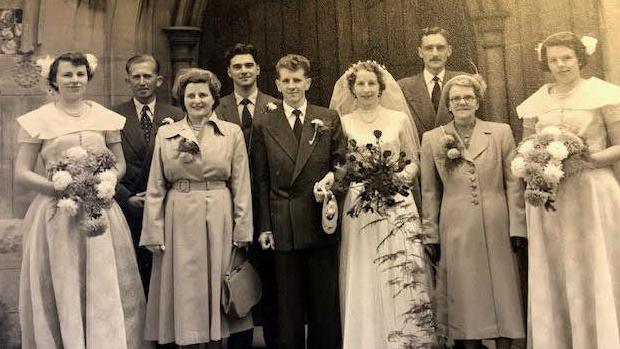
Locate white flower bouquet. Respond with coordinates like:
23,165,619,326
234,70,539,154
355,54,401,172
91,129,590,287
48,146,117,236
511,126,591,211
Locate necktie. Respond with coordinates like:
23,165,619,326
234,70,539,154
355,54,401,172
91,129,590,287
431,76,441,113
240,98,253,149
140,105,153,146
292,109,303,142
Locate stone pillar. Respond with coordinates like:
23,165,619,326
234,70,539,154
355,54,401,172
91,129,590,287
471,14,509,124
162,26,202,82
598,0,620,85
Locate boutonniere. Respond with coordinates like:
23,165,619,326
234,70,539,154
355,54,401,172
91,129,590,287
309,119,328,145
161,117,175,126
264,102,278,113
439,126,464,172
177,137,200,163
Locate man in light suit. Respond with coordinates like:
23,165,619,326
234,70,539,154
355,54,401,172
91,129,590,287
252,54,346,349
113,54,184,296
399,26,463,141
215,43,279,349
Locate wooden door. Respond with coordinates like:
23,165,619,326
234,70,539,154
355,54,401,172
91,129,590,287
200,0,478,107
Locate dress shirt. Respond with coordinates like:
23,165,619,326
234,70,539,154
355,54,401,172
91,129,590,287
234,89,258,121
283,100,308,129
133,98,156,122
423,69,446,97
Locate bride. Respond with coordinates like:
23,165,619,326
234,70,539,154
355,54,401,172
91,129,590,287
330,61,435,349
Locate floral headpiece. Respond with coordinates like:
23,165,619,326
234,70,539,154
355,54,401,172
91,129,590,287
535,34,598,62
344,60,388,79
35,53,99,78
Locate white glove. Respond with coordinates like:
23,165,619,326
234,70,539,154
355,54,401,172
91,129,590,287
258,231,275,250
314,171,335,202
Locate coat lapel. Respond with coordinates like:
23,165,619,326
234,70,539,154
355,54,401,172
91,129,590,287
291,108,319,185
264,108,298,161
464,120,489,160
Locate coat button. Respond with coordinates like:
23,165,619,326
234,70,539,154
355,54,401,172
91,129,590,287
469,183,477,189
468,168,475,174
471,192,478,198
471,199,479,205
470,177,476,182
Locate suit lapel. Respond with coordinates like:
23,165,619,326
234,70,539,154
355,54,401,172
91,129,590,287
408,75,436,133
219,95,241,125
121,101,147,156
264,108,298,161
291,107,319,185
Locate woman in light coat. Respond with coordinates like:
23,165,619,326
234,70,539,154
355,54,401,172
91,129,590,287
420,74,525,349
140,68,253,348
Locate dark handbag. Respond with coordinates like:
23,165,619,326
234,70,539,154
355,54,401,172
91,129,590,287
222,247,262,318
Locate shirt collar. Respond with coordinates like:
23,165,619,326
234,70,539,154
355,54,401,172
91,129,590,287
283,99,308,118
234,89,258,106
133,97,157,117
423,69,446,85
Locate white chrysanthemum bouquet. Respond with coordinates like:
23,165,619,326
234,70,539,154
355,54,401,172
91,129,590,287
511,126,591,211
48,146,117,236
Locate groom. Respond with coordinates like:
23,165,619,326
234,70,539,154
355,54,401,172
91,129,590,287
252,54,346,349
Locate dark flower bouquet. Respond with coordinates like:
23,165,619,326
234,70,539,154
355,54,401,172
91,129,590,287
47,146,117,236
177,137,200,163
334,130,412,217
511,125,592,211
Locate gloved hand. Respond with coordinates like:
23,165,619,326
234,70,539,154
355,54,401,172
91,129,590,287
510,236,528,253
425,243,441,264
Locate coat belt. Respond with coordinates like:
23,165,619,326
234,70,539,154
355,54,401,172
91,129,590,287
172,179,227,193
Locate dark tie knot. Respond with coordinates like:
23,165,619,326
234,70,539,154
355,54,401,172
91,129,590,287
432,76,440,83
240,98,251,106
292,109,302,118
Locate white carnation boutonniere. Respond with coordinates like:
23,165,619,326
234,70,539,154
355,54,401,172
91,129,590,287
265,102,278,112
161,117,175,126
309,119,327,145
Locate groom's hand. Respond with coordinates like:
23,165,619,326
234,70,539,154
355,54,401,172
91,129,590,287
258,231,275,250
317,171,335,190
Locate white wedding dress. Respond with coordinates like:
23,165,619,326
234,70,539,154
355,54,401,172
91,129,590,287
339,106,435,349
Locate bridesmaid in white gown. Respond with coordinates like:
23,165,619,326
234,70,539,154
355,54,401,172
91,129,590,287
330,61,435,349
16,52,149,348
517,32,620,349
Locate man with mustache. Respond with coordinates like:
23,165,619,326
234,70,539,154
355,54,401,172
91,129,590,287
398,26,463,142
113,54,184,298
215,43,279,349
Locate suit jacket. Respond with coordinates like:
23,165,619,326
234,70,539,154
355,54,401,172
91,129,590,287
252,104,347,251
113,100,184,207
215,90,279,153
398,70,463,141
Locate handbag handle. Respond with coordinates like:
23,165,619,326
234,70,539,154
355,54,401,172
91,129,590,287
226,246,245,275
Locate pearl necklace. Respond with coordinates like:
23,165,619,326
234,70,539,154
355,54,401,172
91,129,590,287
56,102,87,117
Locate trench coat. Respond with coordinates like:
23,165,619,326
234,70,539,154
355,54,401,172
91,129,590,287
420,119,526,340
140,115,253,345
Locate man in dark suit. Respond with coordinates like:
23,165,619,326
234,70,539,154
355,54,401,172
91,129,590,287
398,26,463,141
113,54,184,295
252,54,346,349
215,43,279,349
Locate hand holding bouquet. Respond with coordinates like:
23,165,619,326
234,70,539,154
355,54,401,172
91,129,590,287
511,126,592,211
48,146,117,236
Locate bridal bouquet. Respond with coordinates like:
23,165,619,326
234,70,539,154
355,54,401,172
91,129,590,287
511,126,591,211
48,146,117,236
334,130,412,217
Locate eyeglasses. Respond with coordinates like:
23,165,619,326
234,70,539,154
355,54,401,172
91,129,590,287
449,95,477,104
